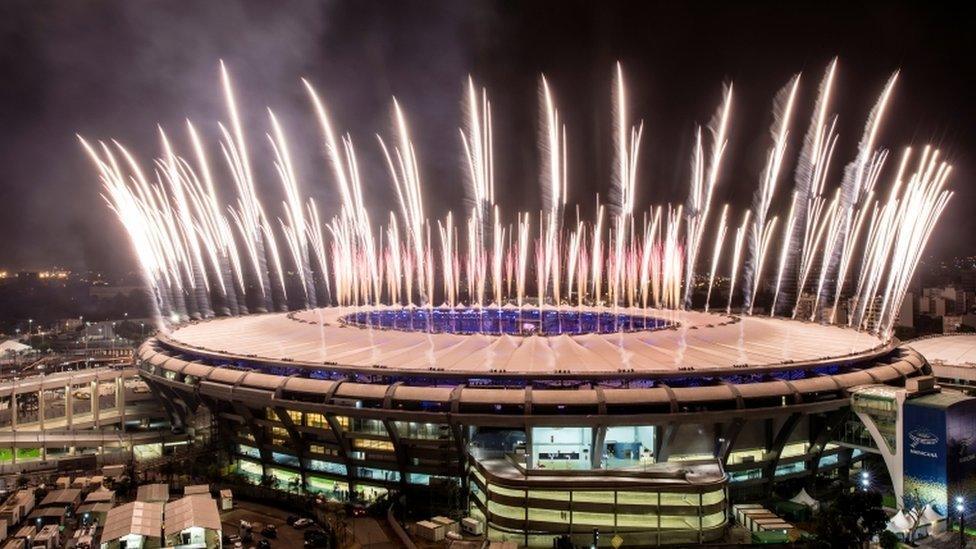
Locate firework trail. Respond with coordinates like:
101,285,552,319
268,110,317,309
539,76,568,308
746,74,801,314
85,61,954,343
815,72,898,315
684,85,732,308
771,194,798,316
219,61,276,313
782,59,838,317
704,204,729,312
378,100,427,306
728,210,752,314
610,63,644,309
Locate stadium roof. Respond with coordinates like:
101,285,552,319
910,334,976,366
160,306,887,376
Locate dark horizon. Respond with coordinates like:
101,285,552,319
0,0,972,276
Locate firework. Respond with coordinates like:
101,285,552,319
86,61,953,342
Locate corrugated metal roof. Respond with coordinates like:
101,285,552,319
164,495,222,536
102,501,163,542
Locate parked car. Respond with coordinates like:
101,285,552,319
303,530,330,548
286,515,299,526
293,518,314,529
257,540,272,549
261,525,278,538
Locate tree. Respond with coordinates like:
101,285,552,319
815,490,888,547
879,530,899,549
902,488,934,542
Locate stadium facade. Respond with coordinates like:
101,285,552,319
136,306,936,546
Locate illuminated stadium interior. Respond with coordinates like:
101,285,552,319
339,307,673,336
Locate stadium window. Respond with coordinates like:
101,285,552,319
306,413,329,430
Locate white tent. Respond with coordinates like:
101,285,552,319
886,510,913,535
0,339,32,356
921,504,944,525
789,488,820,510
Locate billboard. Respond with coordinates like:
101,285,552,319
903,393,976,514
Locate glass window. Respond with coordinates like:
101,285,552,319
268,426,289,446
702,509,727,528
571,511,614,527
309,444,339,457
528,507,565,523
818,454,839,468
728,448,764,464
394,421,450,440
356,467,400,482
236,459,263,483
730,468,762,482
701,489,725,506
531,427,592,470
308,459,347,476
617,511,658,528
353,439,394,452
781,442,809,458
306,475,349,498
616,491,657,505
572,491,615,504
272,452,300,467
269,467,301,492
526,490,569,502
775,461,806,476
487,500,524,521
306,413,329,430
659,492,701,506
490,485,526,499
308,459,346,476
237,444,260,459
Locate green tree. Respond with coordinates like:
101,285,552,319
879,530,899,549
815,490,888,548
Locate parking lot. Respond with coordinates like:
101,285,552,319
220,500,312,548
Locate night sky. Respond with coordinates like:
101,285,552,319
0,1,972,276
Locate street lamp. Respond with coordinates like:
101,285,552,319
860,471,870,491
956,496,965,548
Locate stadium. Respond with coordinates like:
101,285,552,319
82,59,966,545
136,305,932,546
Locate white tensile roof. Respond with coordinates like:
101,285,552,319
789,488,819,509
163,306,886,375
